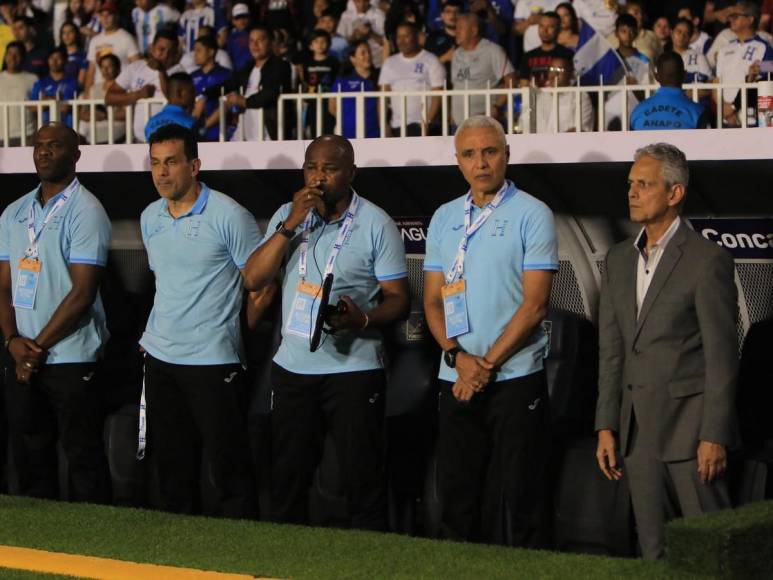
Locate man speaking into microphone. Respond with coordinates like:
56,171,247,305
244,134,409,530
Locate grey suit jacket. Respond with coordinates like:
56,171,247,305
595,220,740,462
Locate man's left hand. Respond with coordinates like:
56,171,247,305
452,379,476,402
327,295,367,331
697,440,727,484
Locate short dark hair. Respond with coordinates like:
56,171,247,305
319,8,338,20
308,29,331,45
443,0,463,9
98,52,121,72
148,123,198,160
168,71,194,89
541,11,560,24
616,13,638,31
194,34,218,52
396,20,419,35
250,24,273,38
673,16,694,36
3,40,26,70
48,46,67,59
198,24,215,37
153,27,178,45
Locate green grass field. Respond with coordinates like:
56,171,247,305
0,495,710,580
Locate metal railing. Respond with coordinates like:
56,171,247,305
0,80,766,147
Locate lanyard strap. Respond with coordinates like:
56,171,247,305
298,191,360,280
26,178,79,259
446,181,513,284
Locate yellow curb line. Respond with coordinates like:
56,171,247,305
0,545,269,579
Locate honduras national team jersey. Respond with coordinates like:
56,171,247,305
680,48,713,83
30,75,79,126
132,4,180,55
179,6,215,54
0,181,111,364
424,181,558,383
140,184,262,365
265,195,407,375
331,73,379,138
192,64,232,141
717,35,773,103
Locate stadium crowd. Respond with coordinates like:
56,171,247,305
0,0,772,142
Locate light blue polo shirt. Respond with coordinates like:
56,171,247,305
266,195,408,375
139,183,262,365
0,180,111,364
424,180,558,383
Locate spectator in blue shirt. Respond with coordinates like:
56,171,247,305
144,72,197,141
59,22,88,90
329,39,379,138
31,48,79,127
225,2,252,71
630,51,709,131
191,35,232,141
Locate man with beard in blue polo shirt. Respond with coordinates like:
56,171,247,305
139,123,267,518
243,134,410,530
0,123,111,503
423,115,558,546
630,52,709,131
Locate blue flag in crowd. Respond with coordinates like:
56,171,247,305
574,18,626,87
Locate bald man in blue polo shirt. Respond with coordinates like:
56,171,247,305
139,124,267,518
0,123,111,503
244,135,410,530
424,115,558,546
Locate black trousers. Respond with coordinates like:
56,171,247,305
4,361,110,503
270,362,386,530
437,370,551,546
143,355,257,518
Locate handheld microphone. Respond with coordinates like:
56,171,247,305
310,273,334,352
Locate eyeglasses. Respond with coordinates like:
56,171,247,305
728,12,751,19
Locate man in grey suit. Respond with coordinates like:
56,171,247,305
595,143,739,560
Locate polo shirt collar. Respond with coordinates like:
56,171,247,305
311,188,356,226
161,182,210,219
34,176,80,210
469,180,517,214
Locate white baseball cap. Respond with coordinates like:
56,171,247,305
232,3,250,18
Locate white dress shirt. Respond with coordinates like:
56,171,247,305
634,216,681,315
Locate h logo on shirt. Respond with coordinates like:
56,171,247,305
491,219,508,237
743,46,757,61
688,54,698,66
414,62,425,74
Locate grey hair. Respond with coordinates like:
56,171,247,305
455,115,506,148
633,142,689,189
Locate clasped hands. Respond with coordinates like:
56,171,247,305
9,336,44,384
452,352,494,402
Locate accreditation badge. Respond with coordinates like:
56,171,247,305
286,280,323,339
441,279,469,339
13,258,41,310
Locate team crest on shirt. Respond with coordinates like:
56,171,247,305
491,219,508,237
185,219,201,238
414,63,425,74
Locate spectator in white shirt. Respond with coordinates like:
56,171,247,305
715,1,773,126
338,0,386,68
85,0,140,93
105,28,182,142
519,55,594,133
378,21,445,136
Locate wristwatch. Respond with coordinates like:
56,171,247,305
275,220,295,240
443,346,463,368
